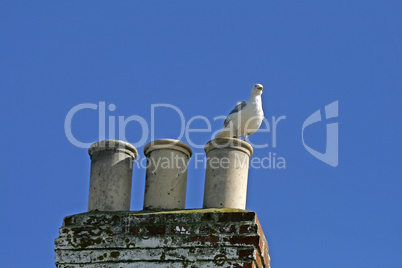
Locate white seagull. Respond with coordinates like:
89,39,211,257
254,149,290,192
216,84,265,141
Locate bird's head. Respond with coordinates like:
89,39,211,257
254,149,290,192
251,83,263,95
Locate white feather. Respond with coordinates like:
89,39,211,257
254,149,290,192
216,84,264,140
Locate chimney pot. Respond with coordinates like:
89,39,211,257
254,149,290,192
88,140,138,211
143,139,192,210
203,138,253,210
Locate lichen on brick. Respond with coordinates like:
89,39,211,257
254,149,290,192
55,208,270,267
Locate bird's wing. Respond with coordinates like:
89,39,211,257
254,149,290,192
223,117,231,128
229,101,247,115
223,101,247,128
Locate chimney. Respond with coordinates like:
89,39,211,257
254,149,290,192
55,139,271,268
143,139,192,210
203,138,253,210
88,140,138,211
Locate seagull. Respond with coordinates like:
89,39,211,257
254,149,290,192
216,84,265,142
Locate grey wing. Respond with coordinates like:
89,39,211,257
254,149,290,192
223,117,231,128
228,101,247,115
223,101,247,128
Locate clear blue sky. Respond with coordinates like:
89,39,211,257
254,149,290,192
1,1,401,267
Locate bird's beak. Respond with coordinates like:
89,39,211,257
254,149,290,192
258,86,263,91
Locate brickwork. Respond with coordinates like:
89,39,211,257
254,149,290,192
55,208,270,268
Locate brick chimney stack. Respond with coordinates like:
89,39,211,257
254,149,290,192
54,139,271,267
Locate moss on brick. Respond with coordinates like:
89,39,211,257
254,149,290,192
55,208,270,267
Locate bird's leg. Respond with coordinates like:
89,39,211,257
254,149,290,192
234,128,239,139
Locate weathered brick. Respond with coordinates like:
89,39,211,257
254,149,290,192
63,216,75,226
55,209,271,268
169,224,190,235
198,223,215,235
184,235,220,244
215,211,255,223
258,236,264,255
239,224,258,234
263,246,271,268
218,224,237,234
128,226,141,235
233,261,255,268
227,235,260,246
127,214,156,225
238,248,254,259
200,212,217,221
256,216,266,242
57,260,258,268
230,211,255,222
144,225,166,235
254,251,264,268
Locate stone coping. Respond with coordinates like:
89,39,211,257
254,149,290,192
88,140,138,160
144,138,192,158
205,138,253,157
